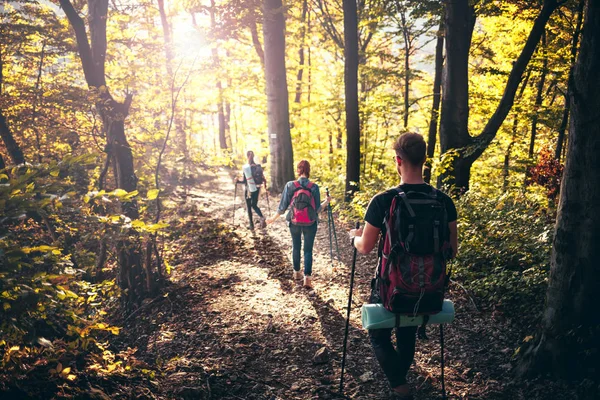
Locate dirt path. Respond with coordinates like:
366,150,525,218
113,168,575,400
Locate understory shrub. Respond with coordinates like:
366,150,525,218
453,190,554,319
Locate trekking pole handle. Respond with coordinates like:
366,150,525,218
326,187,330,196
352,222,359,245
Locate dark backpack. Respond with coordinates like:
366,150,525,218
251,164,265,185
290,181,317,226
376,187,451,315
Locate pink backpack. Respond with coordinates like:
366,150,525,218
290,181,318,226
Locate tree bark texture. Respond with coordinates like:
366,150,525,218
437,0,475,189
343,0,360,201
424,17,444,184
0,113,25,165
263,0,294,192
519,0,600,379
439,0,559,190
555,0,585,161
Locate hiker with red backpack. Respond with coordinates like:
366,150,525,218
266,160,331,288
349,133,458,399
235,151,267,230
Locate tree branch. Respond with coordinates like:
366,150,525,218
469,0,561,161
58,0,101,87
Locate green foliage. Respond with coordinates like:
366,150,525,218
453,190,554,318
0,158,129,387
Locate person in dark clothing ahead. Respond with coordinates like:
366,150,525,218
349,133,458,399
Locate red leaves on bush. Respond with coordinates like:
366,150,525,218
526,147,564,202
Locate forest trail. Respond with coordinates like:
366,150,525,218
113,168,567,400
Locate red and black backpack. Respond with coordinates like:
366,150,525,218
290,181,318,226
376,187,452,315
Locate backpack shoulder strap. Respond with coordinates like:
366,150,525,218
292,181,302,189
305,181,314,189
397,190,416,217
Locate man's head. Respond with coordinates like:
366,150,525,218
393,133,426,167
247,150,255,163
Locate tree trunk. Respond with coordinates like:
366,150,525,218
437,0,475,189
60,0,145,303
0,51,25,166
263,0,294,192
157,0,173,77
424,17,444,184
32,41,46,163
295,0,308,104
400,6,410,129
519,0,600,379
343,0,360,201
529,31,548,158
249,7,265,67
158,0,188,167
210,1,229,150
555,0,584,161
439,0,560,190
0,113,25,165
503,116,518,189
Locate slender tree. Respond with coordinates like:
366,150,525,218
58,0,146,302
424,16,444,184
529,31,548,158
0,51,26,165
343,0,360,200
263,0,294,191
519,0,600,379
0,114,25,166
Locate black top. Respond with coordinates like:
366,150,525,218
364,183,457,230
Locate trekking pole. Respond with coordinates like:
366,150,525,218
440,324,447,400
265,186,271,213
232,183,237,225
327,188,341,263
326,187,334,264
331,207,341,262
339,222,360,394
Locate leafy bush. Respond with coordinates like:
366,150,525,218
453,190,554,318
0,157,126,391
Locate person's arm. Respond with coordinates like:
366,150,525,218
266,183,290,225
449,220,458,258
320,196,331,211
234,170,247,185
350,221,381,254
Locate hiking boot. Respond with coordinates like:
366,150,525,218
303,275,313,288
391,384,413,400
293,270,302,280
259,217,267,229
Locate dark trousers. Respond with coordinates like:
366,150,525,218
369,326,418,387
245,189,263,227
289,223,317,276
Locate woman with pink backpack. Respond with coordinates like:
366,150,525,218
266,160,331,288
